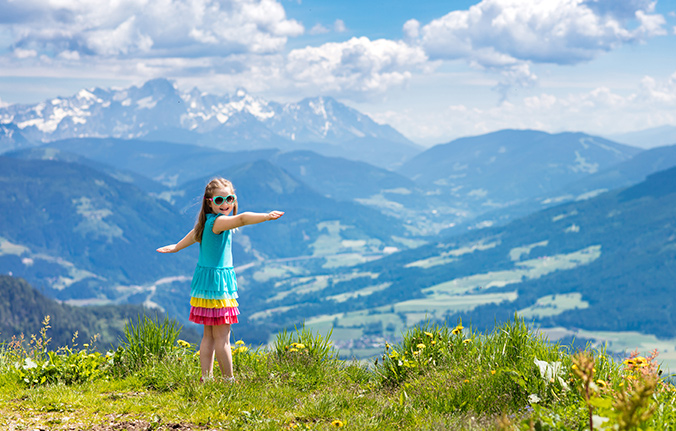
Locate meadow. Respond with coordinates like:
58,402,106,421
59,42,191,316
1,315,674,430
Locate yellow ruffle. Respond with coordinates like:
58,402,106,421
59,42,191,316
190,297,239,309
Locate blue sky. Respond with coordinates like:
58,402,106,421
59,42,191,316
0,0,675,145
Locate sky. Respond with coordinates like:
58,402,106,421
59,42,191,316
0,0,675,146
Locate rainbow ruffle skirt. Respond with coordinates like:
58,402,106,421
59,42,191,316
189,265,239,325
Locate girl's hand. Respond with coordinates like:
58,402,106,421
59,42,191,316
267,211,284,221
156,244,178,253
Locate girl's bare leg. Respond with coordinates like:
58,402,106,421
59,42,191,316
200,325,216,379
212,324,233,379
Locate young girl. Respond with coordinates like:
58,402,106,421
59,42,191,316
157,178,283,382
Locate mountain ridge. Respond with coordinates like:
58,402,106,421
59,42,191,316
0,78,419,168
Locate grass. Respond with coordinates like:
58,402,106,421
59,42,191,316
1,315,674,430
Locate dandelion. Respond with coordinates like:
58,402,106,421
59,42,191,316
463,339,472,344
452,325,463,335
491,370,496,375
235,340,245,345
464,379,469,383
177,339,191,348
596,380,607,388
296,343,306,349
331,419,344,427
424,331,434,338
385,343,390,350
416,343,426,349
431,340,437,345
289,348,298,353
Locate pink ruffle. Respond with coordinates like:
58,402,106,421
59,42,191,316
189,313,239,325
190,306,240,318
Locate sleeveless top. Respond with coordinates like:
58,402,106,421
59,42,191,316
188,213,239,325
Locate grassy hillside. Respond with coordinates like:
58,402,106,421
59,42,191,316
0,316,673,430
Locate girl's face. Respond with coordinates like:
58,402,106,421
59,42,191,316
208,186,236,216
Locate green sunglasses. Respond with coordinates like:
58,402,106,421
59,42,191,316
207,194,236,205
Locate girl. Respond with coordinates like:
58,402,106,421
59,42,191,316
157,178,283,382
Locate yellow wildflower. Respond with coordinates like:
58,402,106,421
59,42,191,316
416,343,426,349
385,343,390,350
596,380,607,388
491,370,496,375
464,379,469,383
296,343,306,349
424,331,434,338
331,419,344,427
431,340,437,345
452,325,463,335
235,340,245,345
177,339,191,348
289,348,298,353
463,339,472,344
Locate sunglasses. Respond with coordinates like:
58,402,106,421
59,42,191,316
207,194,237,205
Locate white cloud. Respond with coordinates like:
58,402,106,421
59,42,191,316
368,72,676,144
13,48,37,58
1,0,303,58
309,23,330,35
285,37,428,96
410,0,666,96
403,19,420,41
418,0,664,64
334,19,347,33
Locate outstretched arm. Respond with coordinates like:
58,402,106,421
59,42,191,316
156,229,197,253
213,211,284,233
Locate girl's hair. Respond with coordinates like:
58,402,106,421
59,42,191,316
193,178,238,242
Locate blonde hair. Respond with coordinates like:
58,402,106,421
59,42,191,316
193,178,238,242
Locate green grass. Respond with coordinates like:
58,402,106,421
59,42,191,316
1,316,674,430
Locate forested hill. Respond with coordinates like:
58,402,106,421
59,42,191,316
0,276,199,350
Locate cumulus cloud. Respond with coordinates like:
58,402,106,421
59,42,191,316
285,36,428,96
411,0,666,96
1,0,303,59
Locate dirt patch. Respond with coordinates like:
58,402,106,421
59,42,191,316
87,420,205,430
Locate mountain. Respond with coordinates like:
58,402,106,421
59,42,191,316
27,137,278,188
0,275,200,349
605,125,676,149
441,143,676,236
0,79,420,168
242,164,676,352
5,146,166,194
23,138,440,233
397,129,642,221
0,123,33,153
0,156,196,301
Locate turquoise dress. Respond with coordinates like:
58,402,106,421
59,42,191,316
189,213,239,325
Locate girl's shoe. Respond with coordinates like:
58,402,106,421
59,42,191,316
224,376,236,384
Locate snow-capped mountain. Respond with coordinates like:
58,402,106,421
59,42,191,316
0,79,420,167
